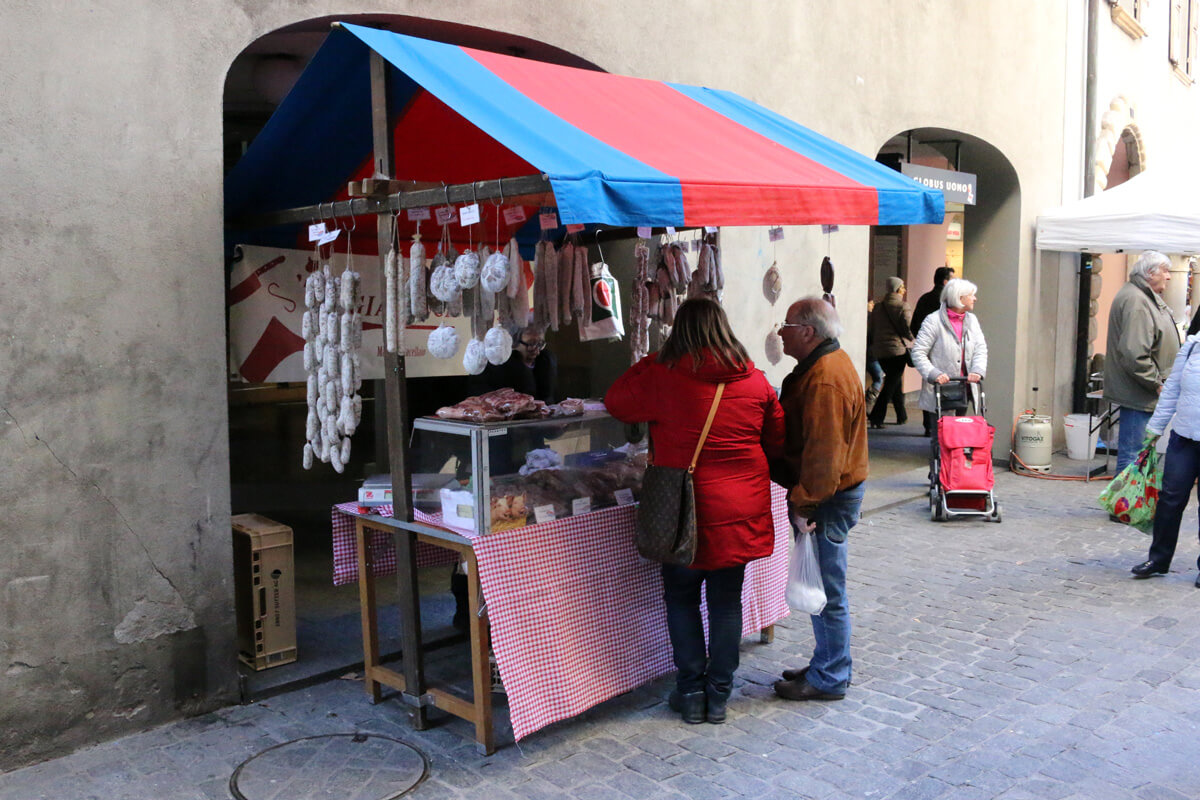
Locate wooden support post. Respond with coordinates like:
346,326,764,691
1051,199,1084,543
354,520,383,703
370,49,427,730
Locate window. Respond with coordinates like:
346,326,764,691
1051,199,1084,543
1170,0,1200,80
1110,0,1147,38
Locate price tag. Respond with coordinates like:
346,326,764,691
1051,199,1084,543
539,211,559,230
503,205,527,225
317,229,341,246
665,226,677,236
435,206,456,225
533,504,556,524
571,497,592,516
636,226,652,238
704,226,719,234
821,224,840,234
768,226,785,242
459,203,481,226
565,223,585,234
614,488,635,506
407,207,431,221
308,222,327,242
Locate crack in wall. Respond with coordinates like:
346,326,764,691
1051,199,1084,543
2,405,185,600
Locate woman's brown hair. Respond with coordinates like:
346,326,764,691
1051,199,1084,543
657,298,750,370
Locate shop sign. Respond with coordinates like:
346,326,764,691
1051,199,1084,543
900,163,977,205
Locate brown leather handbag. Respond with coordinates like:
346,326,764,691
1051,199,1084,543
635,384,725,565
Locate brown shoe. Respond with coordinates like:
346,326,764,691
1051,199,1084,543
774,677,845,701
780,666,808,682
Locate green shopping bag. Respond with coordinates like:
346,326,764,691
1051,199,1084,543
1098,441,1162,533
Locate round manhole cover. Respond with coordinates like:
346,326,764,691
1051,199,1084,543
230,733,428,800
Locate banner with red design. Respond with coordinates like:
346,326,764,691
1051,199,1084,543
228,244,471,383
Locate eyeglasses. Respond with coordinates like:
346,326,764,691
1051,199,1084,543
779,322,810,330
518,339,546,352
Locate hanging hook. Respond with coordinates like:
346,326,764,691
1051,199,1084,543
595,227,606,264
497,178,505,206
471,180,479,207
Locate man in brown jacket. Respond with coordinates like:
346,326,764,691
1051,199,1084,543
772,297,868,701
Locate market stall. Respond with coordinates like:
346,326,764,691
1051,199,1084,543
224,22,944,753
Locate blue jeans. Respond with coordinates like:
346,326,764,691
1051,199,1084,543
661,563,746,700
801,481,865,694
1148,431,1200,571
1117,407,1153,474
866,359,883,392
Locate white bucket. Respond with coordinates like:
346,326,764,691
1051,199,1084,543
1063,413,1099,460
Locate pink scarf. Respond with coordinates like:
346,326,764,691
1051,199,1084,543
947,308,966,341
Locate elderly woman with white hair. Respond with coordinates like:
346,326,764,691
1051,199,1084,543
1103,250,1180,476
911,278,988,455
867,276,914,429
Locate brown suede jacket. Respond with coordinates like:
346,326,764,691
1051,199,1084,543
772,346,869,518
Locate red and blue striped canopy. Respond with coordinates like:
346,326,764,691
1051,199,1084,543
226,24,943,233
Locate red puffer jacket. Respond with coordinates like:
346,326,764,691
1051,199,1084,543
605,350,786,570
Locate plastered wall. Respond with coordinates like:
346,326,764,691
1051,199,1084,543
0,0,1077,767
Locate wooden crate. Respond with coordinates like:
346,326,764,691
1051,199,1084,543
232,514,297,670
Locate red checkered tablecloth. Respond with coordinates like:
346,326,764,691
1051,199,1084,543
332,504,459,584
331,485,791,741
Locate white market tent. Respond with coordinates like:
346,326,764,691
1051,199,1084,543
1035,164,1200,254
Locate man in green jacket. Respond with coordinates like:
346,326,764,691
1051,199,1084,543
1103,251,1180,475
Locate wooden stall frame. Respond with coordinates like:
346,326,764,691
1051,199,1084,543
352,511,494,754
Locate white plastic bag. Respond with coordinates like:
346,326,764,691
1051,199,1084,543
786,529,827,615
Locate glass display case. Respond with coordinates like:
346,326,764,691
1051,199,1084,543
410,410,646,535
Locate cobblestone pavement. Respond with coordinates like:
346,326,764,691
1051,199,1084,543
4,468,1200,800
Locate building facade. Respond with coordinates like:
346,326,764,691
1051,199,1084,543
3,0,1194,769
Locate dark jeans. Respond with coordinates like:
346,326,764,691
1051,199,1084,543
1148,431,1200,570
870,354,908,425
661,563,746,700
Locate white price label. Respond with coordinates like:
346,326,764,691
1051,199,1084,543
565,223,585,234
571,497,592,516
533,504,556,524
821,224,839,234
636,226,652,238
768,226,784,242
317,229,341,246
539,211,559,231
665,226,677,236
503,206,527,225
435,206,455,225
308,223,327,242
459,203,481,226
407,206,431,221
704,226,719,234
614,488,635,506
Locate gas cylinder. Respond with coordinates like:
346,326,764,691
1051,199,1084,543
1014,414,1052,472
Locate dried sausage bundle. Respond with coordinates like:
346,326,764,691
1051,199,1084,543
630,239,651,363
408,235,428,321
558,242,575,324
303,260,363,472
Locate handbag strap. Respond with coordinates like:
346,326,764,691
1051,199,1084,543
688,383,726,474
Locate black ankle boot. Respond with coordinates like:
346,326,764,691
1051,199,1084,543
450,572,469,631
668,690,706,724
705,689,729,724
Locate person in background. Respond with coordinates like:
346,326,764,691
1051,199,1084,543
867,276,913,429
1131,331,1200,585
865,299,882,407
605,299,785,725
1103,251,1180,478
911,278,988,466
770,297,868,702
468,322,557,404
911,266,955,435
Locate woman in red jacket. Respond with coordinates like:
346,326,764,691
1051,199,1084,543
606,299,785,725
